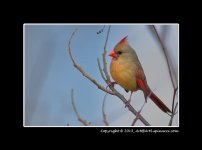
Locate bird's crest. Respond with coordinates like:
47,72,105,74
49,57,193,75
119,36,128,45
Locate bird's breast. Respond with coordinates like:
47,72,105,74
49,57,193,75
110,59,138,91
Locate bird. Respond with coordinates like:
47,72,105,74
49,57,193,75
108,36,171,113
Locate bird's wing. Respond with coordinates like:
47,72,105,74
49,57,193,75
135,68,149,101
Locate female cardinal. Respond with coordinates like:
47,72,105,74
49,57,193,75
109,36,171,113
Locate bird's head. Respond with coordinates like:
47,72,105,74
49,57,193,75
109,36,132,59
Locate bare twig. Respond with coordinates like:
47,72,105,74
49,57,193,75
68,27,114,95
68,27,150,126
152,25,176,89
172,87,178,113
102,25,111,82
71,89,90,126
131,102,146,126
152,25,178,126
112,89,150,126
102,93,109,126
97,58,107,82
168,102,178,126
131,117,139,126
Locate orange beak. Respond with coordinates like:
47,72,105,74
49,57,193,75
109,50,117,58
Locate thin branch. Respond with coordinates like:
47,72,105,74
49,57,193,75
131,117,139,126
152,25,179,126
168,102,178,126
152,25,176,89
71,89,90,126
131,101,146,126
172,87,178,113
97,58,107,82
102,25,111,82
115,89,150,126
102,93,109,126
68,27,114,95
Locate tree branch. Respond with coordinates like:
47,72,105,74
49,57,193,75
168,88,178,126
108,86,150,125
131,117,139,126
168,102,178,126
102,93,109,126
172,87,178,113
68,27,114,95
97,58,107,82
131,101,146,126
102,25,111,82
152,25,176,89
71,89,90,126
152,25,178,126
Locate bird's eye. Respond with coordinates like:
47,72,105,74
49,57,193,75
117,51,122,55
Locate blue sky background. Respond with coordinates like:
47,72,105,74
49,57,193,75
24,24,178,126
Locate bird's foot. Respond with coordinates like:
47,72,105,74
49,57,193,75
124,100,131,108
107,81,117,88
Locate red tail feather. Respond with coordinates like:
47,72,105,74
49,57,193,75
137,79,171,113
149,92,171,113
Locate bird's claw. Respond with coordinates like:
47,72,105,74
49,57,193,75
107,82,117,88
